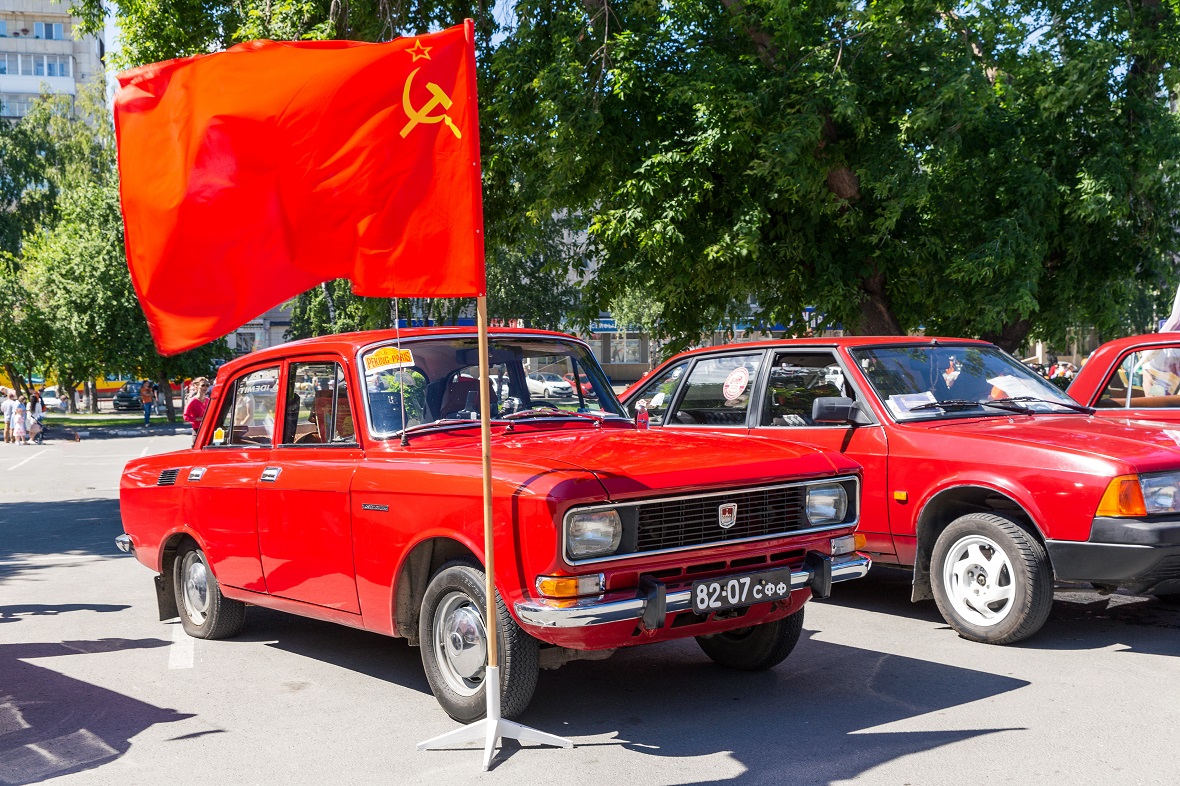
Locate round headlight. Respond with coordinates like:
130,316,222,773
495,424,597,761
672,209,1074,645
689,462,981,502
566,509,622,560
806,485,848,525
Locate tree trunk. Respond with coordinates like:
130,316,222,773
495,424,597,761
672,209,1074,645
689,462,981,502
322,282,337,331
855,269,905,335
981,318,1033,354
157,369,177,422
86,380,99,413
63,378,78,414
3,364,26,397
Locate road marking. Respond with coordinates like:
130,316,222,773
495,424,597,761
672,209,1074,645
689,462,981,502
6,449,48,471
139,444,151,457
168,623,194,669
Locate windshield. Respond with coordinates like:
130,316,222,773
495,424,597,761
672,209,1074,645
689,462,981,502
359,336,627,437
850,344,1081,421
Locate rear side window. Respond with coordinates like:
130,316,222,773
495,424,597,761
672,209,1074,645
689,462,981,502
626,362,688,425
209,367,279,447
668,353,762,426
281,362,357,445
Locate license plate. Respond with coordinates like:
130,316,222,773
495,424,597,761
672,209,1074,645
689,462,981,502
691,567,795,614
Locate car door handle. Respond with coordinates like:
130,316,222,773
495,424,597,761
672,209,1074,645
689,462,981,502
187,467,207,483
260,467,282,483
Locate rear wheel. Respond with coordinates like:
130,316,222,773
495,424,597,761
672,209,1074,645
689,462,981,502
931,513,1053,644
696,607,804,671
173,542,246,639
418,560,539,722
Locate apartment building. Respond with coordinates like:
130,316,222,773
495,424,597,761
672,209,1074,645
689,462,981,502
0,0,103,118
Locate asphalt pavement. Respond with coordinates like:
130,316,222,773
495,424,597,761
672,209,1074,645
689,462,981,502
1,434,1178,784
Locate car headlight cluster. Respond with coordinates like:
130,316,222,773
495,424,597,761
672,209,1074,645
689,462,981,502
1139,473,1180,515
806,484,849,526
566,509,622,560
1097,472,1180,517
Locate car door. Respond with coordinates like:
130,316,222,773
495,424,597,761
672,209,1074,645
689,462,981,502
182,365,279,593
747,349,896,559
660,351,766,431
255,357,362,613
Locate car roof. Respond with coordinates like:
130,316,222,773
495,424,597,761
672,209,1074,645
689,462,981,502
655,335,994,364
214,327,584,379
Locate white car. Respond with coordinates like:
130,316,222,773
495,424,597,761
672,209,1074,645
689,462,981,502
40,387,69,413
527,372,574,398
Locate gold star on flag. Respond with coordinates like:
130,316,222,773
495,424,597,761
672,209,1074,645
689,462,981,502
407,39,431,61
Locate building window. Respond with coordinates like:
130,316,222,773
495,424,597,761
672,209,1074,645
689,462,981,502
0,21,8,37
34,22,63,40
46,56,70,77
19,55,32,75
0,54,13,75
0,94,34,118
609,333,644,364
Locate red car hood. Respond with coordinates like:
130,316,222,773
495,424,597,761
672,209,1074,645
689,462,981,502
923,414,1180,473
489,427,853,500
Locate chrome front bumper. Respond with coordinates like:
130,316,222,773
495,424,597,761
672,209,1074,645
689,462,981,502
515,552,871,629
115,534,135,554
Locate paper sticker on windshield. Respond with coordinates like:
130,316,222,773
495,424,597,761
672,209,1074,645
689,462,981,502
885,391,937,417
364,347,415,374
212,427,225,445
723,367,750,401
986,374,1043,400
650,392,666,408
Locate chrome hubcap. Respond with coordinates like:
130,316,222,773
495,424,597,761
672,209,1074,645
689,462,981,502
433,592,486,696
942,534,1015,628
182,552,210,625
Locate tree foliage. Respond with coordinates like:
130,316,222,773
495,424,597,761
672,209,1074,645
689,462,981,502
75,0,1180,352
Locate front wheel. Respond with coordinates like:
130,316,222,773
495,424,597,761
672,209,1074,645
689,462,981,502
931,513,1053,644
418,560,539,723
696,606,805,670
173,542,246,639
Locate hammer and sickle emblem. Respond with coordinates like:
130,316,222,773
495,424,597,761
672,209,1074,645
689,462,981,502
400,68,462,139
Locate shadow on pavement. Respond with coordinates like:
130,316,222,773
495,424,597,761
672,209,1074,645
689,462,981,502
0,499,127,585
514,628,1024,782
822,566,1180,658
0,637,189,785
0,604,130,624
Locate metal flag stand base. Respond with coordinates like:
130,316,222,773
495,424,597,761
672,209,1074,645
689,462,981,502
417,666,573,771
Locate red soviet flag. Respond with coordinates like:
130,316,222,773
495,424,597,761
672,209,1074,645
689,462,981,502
115,21,484,355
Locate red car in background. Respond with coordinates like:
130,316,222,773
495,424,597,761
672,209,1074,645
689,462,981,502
622,336,1180,645
564,371,595,397
1069,333,1180,421
117,329,868,721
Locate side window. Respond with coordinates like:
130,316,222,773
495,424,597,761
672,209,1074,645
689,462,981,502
281,362,356,445
209,366,279,447
626,362,688,425
1097,349,1180,408
761,352,853,427
668,353,762,426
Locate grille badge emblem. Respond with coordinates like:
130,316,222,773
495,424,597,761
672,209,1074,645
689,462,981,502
718,502,738,529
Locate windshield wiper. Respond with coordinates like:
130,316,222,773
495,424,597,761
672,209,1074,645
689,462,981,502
503,409,604,422
397,419,481,445
909,399,1035,415
990,396,1095,414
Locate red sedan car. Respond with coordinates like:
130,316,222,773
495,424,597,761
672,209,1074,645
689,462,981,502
1069,333,1180,420
622,336,1180,644
117,328,869,720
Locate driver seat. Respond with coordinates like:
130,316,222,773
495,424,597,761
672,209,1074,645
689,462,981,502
440,377,497,416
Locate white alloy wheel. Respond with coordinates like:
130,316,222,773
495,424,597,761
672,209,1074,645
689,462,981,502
180,550,211,626
941,533,1015,627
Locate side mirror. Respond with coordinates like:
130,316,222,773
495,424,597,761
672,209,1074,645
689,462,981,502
812,397,872,426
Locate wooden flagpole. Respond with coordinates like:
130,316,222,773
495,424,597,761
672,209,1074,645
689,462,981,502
417,295,571,769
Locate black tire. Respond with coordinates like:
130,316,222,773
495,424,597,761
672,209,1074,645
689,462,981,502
173,542,246,639
418,560,539,723
931,513,1053,644
696,606,805,671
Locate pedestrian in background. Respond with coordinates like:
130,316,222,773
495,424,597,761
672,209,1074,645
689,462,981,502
11,395,28,445
139,378,156,427
27,390,44,445
1,388,15,444
184,377,210,434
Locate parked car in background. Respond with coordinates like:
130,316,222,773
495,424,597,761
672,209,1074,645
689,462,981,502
117,329,869,721
40,387,68,413
112,382,146,411
622,336,1180,645
1069,334,1180,423
527,371,574,398
564,371,596,398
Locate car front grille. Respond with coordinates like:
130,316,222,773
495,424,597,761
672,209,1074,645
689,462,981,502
634,484,810,554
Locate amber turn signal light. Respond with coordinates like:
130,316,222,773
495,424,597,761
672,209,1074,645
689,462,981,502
1096,475,1147,517
536,573,605,599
